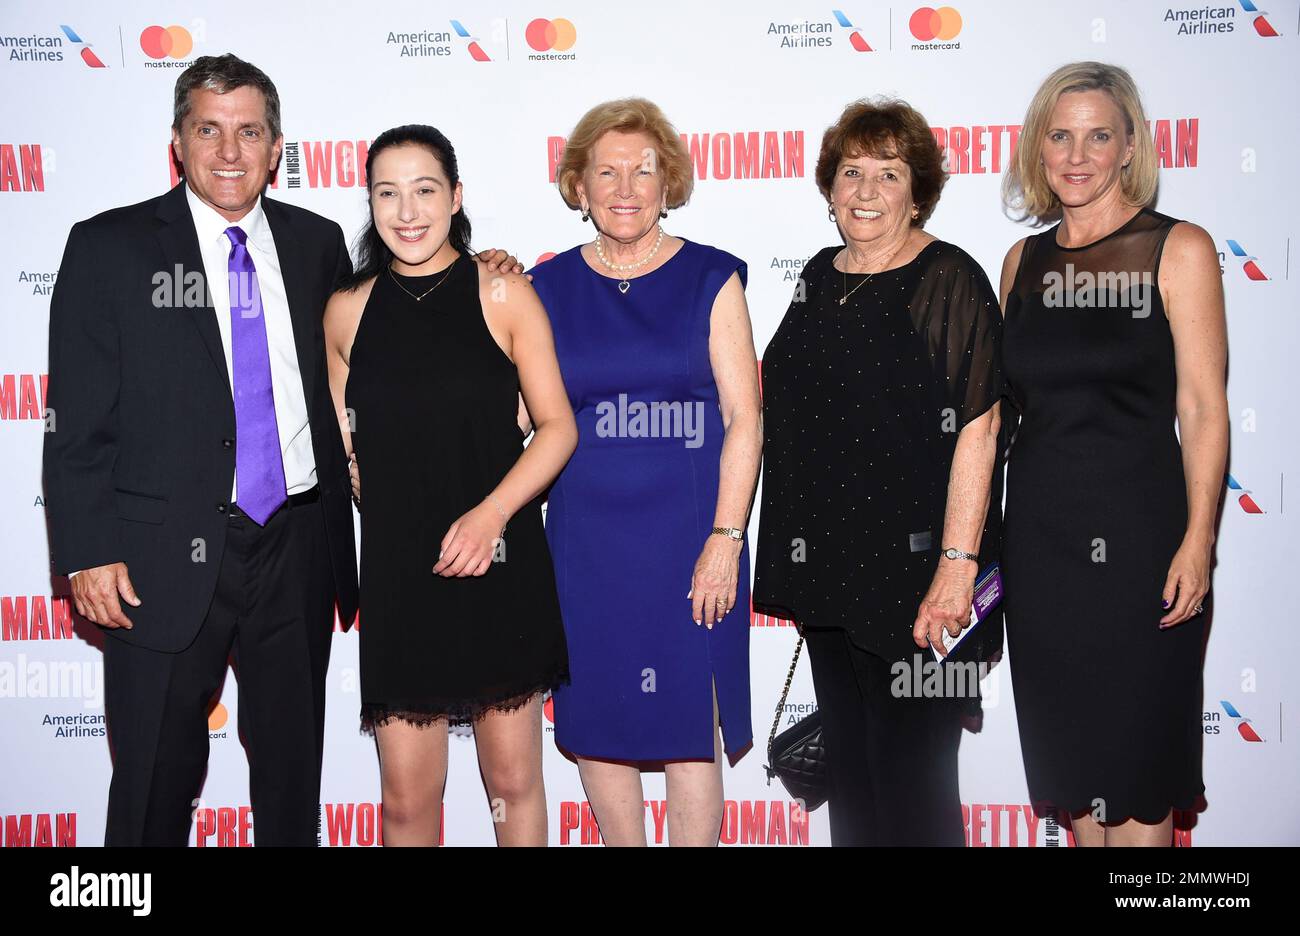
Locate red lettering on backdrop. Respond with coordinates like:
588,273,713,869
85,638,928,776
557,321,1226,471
739,800,766,844
972,125,987,174
1152,119,1172,168
719,799,738,844
194,807,214,845
949,126,970,174
648,799,668,843
326,803,354,845
761,131,781,178
768,800,787,844
0,596,73,641
784,131,804,178
971,802,986,846
580,801,600,844
965,803,1050,846
735,132,760,178
987,126,1005,173
711,134,731,180
1024,804,1041,845
987,803,1004,846
558,801,577,844
34,814,52,847
0,144,45,192
1005,804,1020,847
0,373,47,420
303,141,333,187
0,145,19,191
20,145,43,191
355,802,376,846
336,141,357,188
687,133,710,180
1176,118,1198,168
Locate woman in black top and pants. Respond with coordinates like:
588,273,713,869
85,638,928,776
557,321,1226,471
754,99,1004,846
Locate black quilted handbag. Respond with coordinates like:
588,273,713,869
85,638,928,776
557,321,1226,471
763,635,828,811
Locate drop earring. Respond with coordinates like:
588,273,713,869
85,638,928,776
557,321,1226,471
828,204,836,221
581,206,590,222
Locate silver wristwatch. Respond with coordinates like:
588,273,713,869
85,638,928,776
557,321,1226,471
942,547,978,562
712,526,744,542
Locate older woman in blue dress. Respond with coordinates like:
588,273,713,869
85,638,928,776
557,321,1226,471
529,98,762,846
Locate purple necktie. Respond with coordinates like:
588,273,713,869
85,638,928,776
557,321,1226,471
226,225,286,525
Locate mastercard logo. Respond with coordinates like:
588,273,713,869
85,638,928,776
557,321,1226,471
207,702,229,731
525,18,577,52
140,24,193,59
909,7,962,41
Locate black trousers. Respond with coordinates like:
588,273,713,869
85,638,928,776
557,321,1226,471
803,626,965,846
103,494,334,846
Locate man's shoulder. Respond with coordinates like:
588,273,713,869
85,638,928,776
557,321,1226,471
73,191,170,237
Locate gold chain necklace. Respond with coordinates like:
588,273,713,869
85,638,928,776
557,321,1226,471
838,239,911,306
388,255,458,302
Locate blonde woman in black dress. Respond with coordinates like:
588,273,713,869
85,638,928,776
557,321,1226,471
1000,63,1228,847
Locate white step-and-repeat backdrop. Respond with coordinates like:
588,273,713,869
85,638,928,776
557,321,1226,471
1,0,1296,846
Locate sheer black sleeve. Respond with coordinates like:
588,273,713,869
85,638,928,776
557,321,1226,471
906,241,1003,431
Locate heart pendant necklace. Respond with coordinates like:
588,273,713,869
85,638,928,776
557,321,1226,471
595,225,665,294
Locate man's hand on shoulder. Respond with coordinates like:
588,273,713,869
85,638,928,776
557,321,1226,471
475,248,529,280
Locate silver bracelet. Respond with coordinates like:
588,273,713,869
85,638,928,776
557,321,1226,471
486,493,507,532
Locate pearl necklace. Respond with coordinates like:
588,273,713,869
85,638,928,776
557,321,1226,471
595,225,665,294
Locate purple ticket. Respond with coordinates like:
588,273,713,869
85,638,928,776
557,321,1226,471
937,563,1004,659
972,563,1003,625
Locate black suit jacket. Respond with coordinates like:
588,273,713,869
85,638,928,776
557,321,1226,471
44,182,359,652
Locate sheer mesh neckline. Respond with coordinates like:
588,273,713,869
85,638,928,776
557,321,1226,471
1051,207,1147,252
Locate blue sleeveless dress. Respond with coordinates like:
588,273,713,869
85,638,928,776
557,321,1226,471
530,239,752,763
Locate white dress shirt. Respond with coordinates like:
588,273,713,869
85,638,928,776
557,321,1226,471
185,183,317,502
69,187,318,579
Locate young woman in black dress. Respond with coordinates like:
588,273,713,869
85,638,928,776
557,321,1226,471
323,126,576,846
1000,63,1228,847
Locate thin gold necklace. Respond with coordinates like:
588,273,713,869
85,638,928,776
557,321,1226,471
389,255,458,302
838,239,911,306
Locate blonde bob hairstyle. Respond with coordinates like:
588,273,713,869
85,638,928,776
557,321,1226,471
555,98,694,212
1003,61,1158,224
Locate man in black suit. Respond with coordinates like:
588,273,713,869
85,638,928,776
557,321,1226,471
44,54,359,846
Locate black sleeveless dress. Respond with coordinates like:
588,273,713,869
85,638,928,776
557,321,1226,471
1002,208,1205,823
345,256,569,731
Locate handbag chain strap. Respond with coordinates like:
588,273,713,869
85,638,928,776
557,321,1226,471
764,633,805,777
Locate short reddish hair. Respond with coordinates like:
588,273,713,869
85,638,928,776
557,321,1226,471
814,98,947,226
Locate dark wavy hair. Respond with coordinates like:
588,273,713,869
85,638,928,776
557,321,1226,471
343,124,472,291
